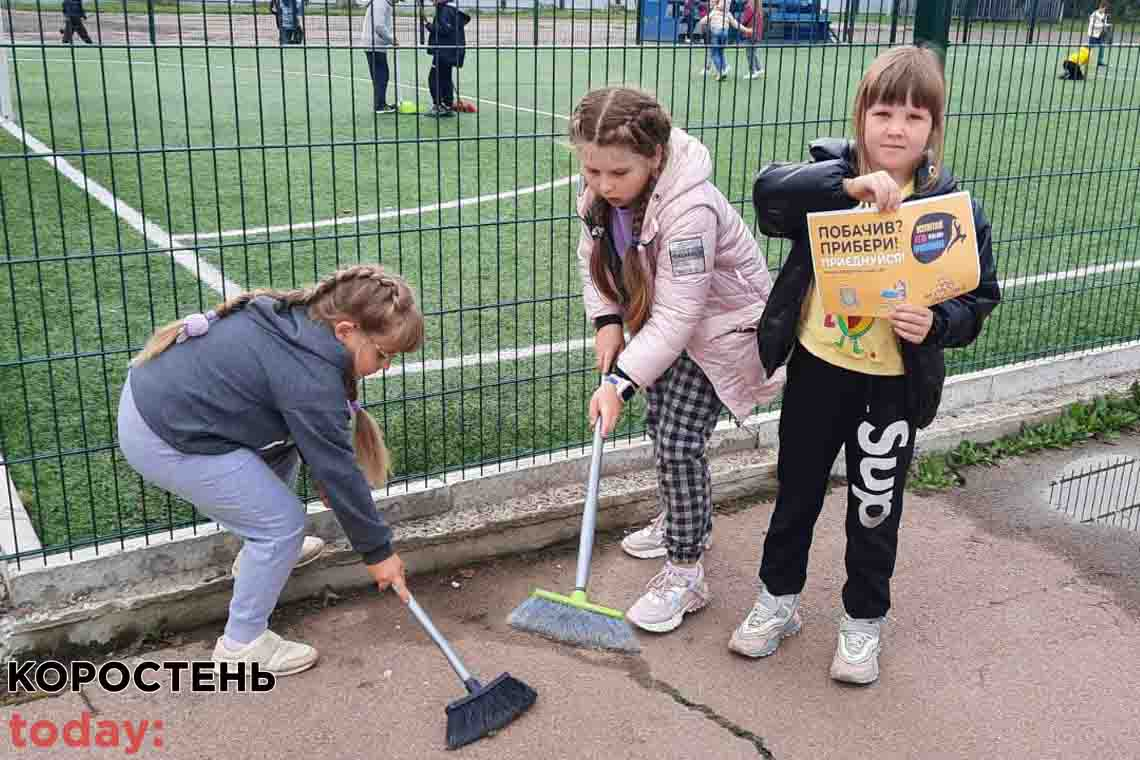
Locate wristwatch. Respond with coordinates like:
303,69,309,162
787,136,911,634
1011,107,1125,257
604,373,636,402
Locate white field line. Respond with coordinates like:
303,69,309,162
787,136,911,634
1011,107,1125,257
176,173,576,242
17,55,1140,375
21,55,573,124
1000,258,1140,289
379,257,1140,377
19,56,574,243
0,118,241,297
370,337,593,379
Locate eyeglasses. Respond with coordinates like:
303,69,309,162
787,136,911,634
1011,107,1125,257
371,340,393,364
355,326,394,364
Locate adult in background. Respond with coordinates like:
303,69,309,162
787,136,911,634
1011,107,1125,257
361,0,398,114
61,0,93,44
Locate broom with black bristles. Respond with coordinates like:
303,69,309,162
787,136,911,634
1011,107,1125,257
507,417,641,654
399,591,537,749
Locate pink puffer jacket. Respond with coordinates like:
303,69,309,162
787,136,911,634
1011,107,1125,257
577,128,785,420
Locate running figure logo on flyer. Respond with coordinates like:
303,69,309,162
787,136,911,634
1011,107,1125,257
911,212,967,264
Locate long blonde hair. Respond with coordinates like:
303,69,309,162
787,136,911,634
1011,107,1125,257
131,264,425,486
570,86,672,335
853,46,946,190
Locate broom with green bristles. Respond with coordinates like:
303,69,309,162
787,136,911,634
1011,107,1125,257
508,417,640,654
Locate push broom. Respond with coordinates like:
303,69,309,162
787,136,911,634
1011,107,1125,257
508,417,640,653
399,591,537,749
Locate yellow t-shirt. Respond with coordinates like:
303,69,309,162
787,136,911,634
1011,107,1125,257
796,180,915,376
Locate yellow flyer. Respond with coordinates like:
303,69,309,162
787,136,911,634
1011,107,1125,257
806,191,980,317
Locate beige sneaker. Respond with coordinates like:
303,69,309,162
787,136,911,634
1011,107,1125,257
829,615,883,685
211,629,319,677
625,561,711,633
231,535,325,578
621,512,712,560
728,583,802,658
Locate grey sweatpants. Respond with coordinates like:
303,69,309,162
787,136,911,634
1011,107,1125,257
117,377,306,644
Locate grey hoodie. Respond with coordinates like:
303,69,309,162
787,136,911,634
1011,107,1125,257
128,296,392,564
360,0,395,48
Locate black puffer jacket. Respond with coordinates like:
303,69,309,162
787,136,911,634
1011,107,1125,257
62,0,85,18
425,0,471,68
753,138,1001,428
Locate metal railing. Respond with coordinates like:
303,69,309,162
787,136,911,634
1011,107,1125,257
0,0,1137,565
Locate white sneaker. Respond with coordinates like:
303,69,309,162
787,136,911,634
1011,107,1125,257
749,69,765,79
231,535,325,578
212,629,319,677
621,512,712,559
625,561,711,633
728,583,802,657
830,614,882,685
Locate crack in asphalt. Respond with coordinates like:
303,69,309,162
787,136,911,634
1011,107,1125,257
629,665,774,759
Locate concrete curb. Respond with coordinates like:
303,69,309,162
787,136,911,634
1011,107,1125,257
2,343,1139,660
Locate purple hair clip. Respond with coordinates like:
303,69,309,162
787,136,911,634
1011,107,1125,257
175,310,218,344
347,400,363,416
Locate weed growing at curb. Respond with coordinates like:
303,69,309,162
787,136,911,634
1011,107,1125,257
908,382,1140,493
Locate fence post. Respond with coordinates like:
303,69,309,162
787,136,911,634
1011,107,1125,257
888,0,900,44
0,9,12,121
914,0,951,64
147,0,157,45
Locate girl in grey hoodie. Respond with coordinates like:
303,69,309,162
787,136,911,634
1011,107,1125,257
118,265,424,676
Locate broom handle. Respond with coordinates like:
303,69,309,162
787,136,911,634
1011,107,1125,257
574,418,605,592
404,592,474,684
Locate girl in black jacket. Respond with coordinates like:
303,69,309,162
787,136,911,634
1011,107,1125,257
422,0,470,117
729,46,1000,685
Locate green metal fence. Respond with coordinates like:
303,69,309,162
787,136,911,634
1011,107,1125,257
1,0,1137,566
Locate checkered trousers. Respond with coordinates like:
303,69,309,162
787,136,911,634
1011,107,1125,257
644,351,723,563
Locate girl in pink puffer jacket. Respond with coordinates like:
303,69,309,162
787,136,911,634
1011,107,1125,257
572,86,783,635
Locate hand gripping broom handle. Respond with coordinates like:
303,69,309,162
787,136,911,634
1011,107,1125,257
403,592,477,688
574,419,606,593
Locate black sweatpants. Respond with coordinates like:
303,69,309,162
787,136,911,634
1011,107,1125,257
62,17,92,44
364,51,390,110
429,63,455,108
759,345,916,619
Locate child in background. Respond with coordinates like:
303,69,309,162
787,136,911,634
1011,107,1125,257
740,0,765,79
360,0,398,114
1060,46,1091,80
696,0,751,81
740,46,1000,684
118,265,424,676
60,0,93,44
422,0,471,118
572,86,783,634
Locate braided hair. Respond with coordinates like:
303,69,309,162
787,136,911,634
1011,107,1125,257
570,87,672,335
130,264,425,486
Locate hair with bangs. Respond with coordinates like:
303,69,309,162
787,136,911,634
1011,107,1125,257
853,45,946,190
